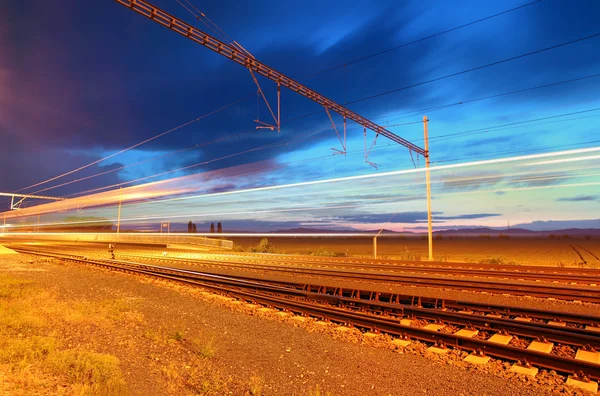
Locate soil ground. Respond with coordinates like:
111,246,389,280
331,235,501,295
229,236,600,267
3,249,590,395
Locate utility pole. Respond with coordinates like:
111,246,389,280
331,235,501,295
424,116,433,261
116,187,122,239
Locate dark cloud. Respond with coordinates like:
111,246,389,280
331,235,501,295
556,195,599,202
336,211,500,224
3,0,600,215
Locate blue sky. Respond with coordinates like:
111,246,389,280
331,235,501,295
1,0,599,231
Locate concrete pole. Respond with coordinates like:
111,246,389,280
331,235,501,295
116,187,122,239
424,116,433,261
373,236,377,259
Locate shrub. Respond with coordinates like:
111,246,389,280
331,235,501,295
249,238,275,253
498,234,510,240
479,256,504,265
311,247,345,257
231,243,245,252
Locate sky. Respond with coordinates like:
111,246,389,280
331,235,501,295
1,0,600,232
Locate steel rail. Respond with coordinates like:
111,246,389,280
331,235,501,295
86,252,600,303
20,241,600,274
115,252,600,284
14,244,600,302
16,247,600,381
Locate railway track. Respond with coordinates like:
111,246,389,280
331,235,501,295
13,247,600,384
16,244,600,303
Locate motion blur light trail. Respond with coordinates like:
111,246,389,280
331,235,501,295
2,146,599,233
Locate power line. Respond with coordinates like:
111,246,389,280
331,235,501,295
286,32,600,125
308,0,544,77
312,111,600,162
17,95,251,193
64,127,331,197
346,32,600,106
29,126,284,195
426,107,600,143
379,72,600,124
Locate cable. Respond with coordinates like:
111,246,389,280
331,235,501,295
17,95,251,193
347,32,600,106
64,127,332,197
29,126,283,195
379,72,600,124
286,32,600,125
426,107,600,143
30,144,202,195
308,0,544,77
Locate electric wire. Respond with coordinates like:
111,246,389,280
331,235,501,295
346,32,600,106
286,33,600,124
307,0,545,77
17,95,251,193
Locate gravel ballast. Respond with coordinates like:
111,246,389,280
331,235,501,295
0,251,595,395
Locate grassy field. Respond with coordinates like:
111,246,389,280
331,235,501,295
230,236,600,267
0,273,130,395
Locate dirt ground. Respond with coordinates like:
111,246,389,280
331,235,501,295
230,236,600,267
3,249,591,395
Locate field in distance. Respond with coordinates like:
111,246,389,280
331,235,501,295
229,236,600,267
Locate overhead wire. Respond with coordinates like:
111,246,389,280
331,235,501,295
75,105,600,197
64,127,333,197
307,0,545,77
17,95,251,193
18,2,598,201
376,72,600,124
286,33,600,124
345,32,600,106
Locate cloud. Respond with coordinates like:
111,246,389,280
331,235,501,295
334,211,501,224
556,195,599,202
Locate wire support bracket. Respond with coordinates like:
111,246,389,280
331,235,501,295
324,107,346,155
248,68,280,132
363,126,378,169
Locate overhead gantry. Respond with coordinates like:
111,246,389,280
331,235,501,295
114,0,428,162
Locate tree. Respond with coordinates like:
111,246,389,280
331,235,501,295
217,222,222,233
192,223,197,233
188,221,193,233
210,223,215,233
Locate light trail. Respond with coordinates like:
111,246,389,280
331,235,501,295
523,155,600,166
4,173,599,230
142,146,600,206
2,145,598,232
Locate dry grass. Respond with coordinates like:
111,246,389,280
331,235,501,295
0,273,130,395
231,236,599,267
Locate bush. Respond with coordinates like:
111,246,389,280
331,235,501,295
498,234,510,240
249,238,275,253
231,243,245,252
479,256,504,265
311,247,345,257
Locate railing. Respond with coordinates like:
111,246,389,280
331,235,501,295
0,232,233,249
